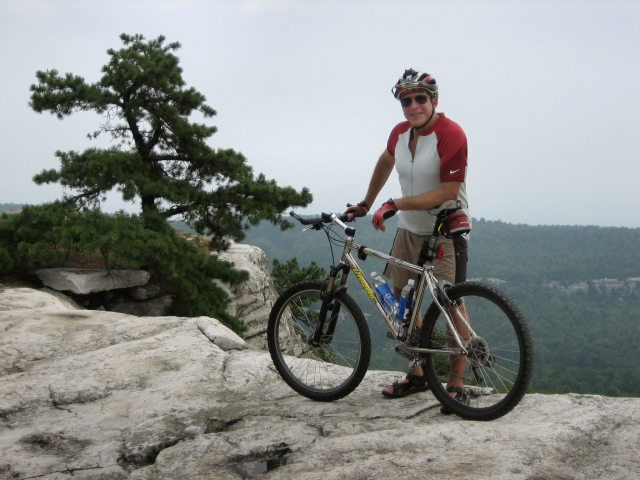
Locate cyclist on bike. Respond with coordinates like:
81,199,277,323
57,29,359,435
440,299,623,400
345,69,470,410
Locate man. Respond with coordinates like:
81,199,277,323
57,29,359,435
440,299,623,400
345,69,470,407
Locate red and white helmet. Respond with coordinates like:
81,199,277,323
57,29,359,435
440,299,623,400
392,69,438,99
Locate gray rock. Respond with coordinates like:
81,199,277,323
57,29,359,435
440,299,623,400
2,289,640,480
129,284,161,301
197,317,247,351
213,241,278,350
38,287,85,310
36,268,150,294
0,287,77,312
108,294,173,317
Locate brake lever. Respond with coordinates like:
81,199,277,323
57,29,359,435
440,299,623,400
302,223,324,232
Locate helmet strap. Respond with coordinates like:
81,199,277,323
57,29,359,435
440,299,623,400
414,97,436,131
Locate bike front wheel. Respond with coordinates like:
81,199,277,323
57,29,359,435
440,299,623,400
421,281,534,421
267,280,371,402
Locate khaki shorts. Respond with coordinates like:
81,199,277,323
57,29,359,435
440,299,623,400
383,228,456,291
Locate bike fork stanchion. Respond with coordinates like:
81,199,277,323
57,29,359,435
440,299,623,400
310,263,348,347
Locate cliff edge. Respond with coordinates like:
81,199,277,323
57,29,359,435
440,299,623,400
1,252,639,479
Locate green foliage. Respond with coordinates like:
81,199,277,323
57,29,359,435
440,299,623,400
0,202,87,269
0,203,248,334
0,247,12,274
271,257,326,294
140,440,179,466
29,33,312,245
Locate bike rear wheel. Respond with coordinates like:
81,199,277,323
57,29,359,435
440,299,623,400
421,281,534,420
267,280,371,401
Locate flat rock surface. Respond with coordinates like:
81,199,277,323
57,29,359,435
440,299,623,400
1,288,639,480
35,268,150,295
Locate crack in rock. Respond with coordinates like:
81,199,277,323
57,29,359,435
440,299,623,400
228,442,291,476
48,383,112,407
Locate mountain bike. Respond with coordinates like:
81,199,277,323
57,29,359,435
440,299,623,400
267,201,534,421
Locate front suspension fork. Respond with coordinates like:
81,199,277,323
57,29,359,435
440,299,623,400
309,263,349,347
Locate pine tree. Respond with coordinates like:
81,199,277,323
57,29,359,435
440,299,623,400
271,257,326,294
29,33,312,247
16,33,314,334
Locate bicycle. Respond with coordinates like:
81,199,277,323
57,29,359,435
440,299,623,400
267,201,534,421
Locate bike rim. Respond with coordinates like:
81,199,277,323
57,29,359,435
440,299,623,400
424,289,527,412
274,288,364,394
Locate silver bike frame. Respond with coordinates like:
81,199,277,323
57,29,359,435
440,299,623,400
325,213,475,356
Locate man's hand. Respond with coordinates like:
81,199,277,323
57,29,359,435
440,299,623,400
372,199,398,232
344,201,369,221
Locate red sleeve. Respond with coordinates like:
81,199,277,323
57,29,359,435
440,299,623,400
386,122,412,156
436,119,467,183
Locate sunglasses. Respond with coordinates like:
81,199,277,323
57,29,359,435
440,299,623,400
400,95,430,108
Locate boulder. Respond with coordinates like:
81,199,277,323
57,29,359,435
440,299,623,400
213,241,278,350
108,294,173,317
2,287,640,480
35,268,150,295
128,284,161,301
0,287,74,312
38,287,85,310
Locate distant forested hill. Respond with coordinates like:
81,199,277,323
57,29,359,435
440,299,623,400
239,214,640,397
467,218,640,284
238,214,640,285
0,203,23,212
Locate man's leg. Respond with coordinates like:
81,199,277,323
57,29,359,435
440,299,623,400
446,301,469,391
443,236,469,406
381,286,425,396
382,233,455,397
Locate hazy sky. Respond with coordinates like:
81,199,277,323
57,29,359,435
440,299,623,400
1,0,639,228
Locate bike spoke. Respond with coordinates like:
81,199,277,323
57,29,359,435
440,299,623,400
421,282,533,420
268,281,371,400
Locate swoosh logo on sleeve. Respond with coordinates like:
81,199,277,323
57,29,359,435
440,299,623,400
449,169,460,175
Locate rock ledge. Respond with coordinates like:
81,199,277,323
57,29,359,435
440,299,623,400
1,288,639,480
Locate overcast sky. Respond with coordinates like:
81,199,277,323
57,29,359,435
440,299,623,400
1,0,639,228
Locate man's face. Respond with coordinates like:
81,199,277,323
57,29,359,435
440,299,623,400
400,90,437,128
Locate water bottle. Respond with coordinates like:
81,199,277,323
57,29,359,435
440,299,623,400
371,272,397,316
396,279,415,324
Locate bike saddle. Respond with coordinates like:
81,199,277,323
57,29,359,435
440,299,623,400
428,199,462,216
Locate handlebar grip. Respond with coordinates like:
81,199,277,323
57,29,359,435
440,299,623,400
289,211,353,226
289,211,307,224
289,211,324,226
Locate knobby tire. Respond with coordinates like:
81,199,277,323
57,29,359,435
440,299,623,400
420,281,534,420
267,280,371,402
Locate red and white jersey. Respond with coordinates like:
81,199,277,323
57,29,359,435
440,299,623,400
387,113,469,236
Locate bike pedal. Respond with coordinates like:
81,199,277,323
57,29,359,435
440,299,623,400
394,345,426,366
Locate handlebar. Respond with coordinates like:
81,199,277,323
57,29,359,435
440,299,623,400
289,211,352,226
290,200,464,232
289,211,356,238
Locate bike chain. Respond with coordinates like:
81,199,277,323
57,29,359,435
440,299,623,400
408,326,421,346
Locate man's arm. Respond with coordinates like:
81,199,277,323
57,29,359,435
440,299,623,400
346,149,395,220
393,181,461,211
363,149,395,208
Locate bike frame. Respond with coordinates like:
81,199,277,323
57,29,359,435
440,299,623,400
317,213,476,360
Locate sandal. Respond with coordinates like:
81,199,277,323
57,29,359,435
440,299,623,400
381,373,430,398
440,386,470,414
